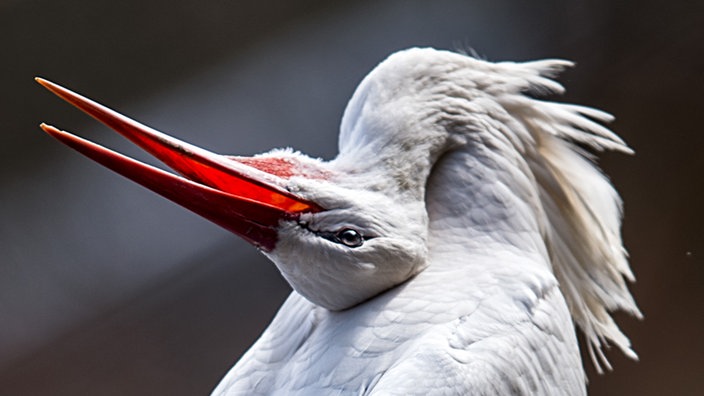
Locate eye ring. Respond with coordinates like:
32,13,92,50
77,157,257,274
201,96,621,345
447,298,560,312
336,228,364,248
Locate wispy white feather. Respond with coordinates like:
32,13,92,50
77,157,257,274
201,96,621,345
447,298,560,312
491,59,642,372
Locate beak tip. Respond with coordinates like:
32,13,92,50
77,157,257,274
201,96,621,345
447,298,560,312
35,77,59,94
39,123,59,135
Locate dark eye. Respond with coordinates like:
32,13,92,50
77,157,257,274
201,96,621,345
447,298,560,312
336,228,364,248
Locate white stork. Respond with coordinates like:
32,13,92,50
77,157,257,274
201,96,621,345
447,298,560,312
38,47,640,395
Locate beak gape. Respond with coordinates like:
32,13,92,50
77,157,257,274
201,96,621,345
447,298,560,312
37,78,322,251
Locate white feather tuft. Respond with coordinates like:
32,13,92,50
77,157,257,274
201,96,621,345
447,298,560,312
494,59,641,372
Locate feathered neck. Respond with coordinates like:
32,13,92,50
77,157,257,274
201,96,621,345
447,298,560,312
335,47,640,371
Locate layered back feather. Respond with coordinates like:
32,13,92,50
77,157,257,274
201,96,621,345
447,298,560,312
490,58,642,372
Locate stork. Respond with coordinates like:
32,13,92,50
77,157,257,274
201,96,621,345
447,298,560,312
38,47,640,395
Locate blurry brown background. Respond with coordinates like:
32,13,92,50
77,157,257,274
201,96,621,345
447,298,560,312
1,1,702,394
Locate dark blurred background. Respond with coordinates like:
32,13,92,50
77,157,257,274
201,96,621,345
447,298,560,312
1,0,702,394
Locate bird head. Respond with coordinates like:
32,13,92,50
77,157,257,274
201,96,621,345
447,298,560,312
258,155,429,310
36,74,429,311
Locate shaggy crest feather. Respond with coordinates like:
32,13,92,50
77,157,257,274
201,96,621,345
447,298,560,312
490,58,641,372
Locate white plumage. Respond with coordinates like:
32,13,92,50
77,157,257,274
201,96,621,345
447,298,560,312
38,47,640,395
211,48,640,395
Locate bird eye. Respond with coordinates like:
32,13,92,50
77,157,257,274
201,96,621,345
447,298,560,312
336,228,363,248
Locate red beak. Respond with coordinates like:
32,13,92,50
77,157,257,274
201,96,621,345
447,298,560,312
36,78,322,252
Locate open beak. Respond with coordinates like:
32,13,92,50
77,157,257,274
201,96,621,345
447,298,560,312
36,78,322,252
